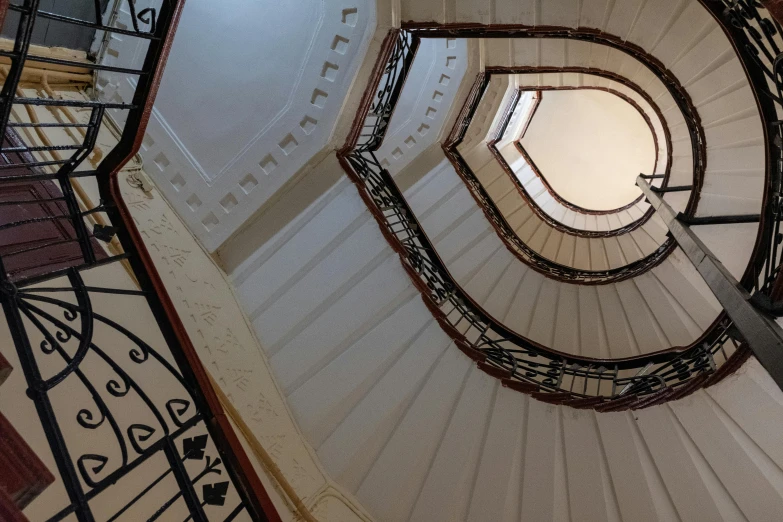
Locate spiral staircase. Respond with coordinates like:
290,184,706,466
4,0,783,521
208,0,783,517
219,0,783,519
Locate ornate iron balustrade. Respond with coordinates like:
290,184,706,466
354,31,418,154
492,85,522,143
442,76,674,283
462,74,665,236
405,23,708,217
0,2,276,521
338,28,750,410
708,0,783,315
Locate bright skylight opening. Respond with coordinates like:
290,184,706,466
518,89,656,211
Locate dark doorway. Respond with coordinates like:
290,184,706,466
0,132,106,282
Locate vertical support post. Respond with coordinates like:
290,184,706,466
637,176,783,388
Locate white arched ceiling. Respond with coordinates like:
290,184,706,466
521,89,655,210
97,0,376,251
375,38,468,176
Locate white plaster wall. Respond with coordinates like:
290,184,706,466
375,37,468,176
96,0,376,252
0,84,376,522
117,168,376,521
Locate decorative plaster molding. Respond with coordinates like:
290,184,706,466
375,37,468,176
98,0,376,252
119,169,375,521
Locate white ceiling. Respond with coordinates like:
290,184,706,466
98,0,376,252
520,89,655,210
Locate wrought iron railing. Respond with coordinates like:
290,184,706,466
405,23,708,217
492,86,649,218
462,77,662,237
492,85,522,143
708,0,783,316
442,76,674,284
509,140,647,218
0,2,275,521
338,28,750,410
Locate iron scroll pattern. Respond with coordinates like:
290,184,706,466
0,1,268,521
339,29,751,410
707,1,783,313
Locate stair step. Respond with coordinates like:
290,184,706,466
409,366,496,521
501,378,538,394
596,410,680,521
478,360,513,380
467,385,527,521
561,396,608,409
671,389,783,519
594,394,640,412
356,348,473,519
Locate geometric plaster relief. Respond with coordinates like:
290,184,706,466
16,81,368,516
376,38,468,177
300,115,319,135
186,193,202,211
259,154,279,175
220,193,239,213
119,170,334,504
239,174,259,194
99,0,377,251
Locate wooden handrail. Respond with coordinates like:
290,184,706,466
99,1,282,518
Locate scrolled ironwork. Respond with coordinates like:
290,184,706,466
709,0,783,316
441,76,674,284
0,1,273,521
339,28,750,410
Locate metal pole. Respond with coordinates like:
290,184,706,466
637,176,783,388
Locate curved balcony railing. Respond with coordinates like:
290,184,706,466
492,76,667,222
508,143,647,219
454,66,681,240
338,28,756,410
479,79,663,238
442,74,675,284
404,22,708,214
507,140,647,229
714,0,783,311
0,2,277,521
